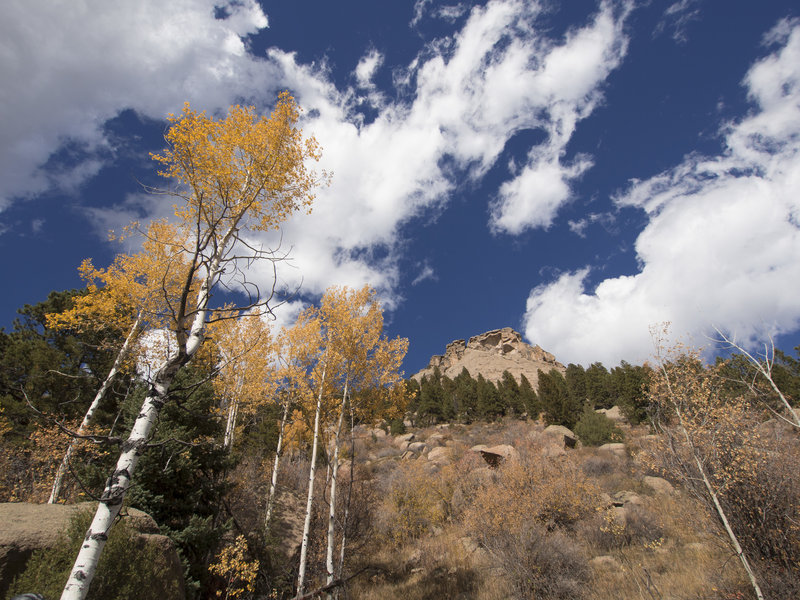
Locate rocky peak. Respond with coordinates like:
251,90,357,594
413,327,564,387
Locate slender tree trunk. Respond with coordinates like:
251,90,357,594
61,239,224,600
296,357,327,597
326,378,348,588
60,349,189,600
49,314,141,504
336,401,357,584
265,399,291,534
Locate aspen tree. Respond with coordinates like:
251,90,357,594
714,328,800,429
46,220,193,503
210,309,276,450
61,94,322,600
265,313,320,533
296,309,335,597
648,326,765,600
320,287,407,587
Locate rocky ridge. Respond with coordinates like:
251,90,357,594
413,327,565,387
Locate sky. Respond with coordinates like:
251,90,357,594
2,0,800,376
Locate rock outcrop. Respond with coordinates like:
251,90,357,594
413,327,564,387
0,503,184,598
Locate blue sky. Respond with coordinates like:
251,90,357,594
2,0,799,375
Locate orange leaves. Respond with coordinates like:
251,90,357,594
46,219,195,338
151,93,325,233
209,309,277,415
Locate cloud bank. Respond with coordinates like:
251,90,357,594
523,19,800,365
2,0,631,313
0,0,275,208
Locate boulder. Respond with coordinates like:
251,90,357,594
394,433,415,447
407,442,427,453
0,503,184,598
596,406,625,422
543,425,577,448
472,444,519,468
427,447,452,466
612,491,644,507
643,475,675,495
598,442,627,458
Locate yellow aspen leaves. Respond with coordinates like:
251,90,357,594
151,93,326,233
208,535,259,600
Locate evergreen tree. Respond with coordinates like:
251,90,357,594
476,374,503,420
440,374,458,421
519,374,540,418
453,368,478,423
126,365,230,598
538,369,581,428
417,368,446,425
609,361,651,424
498,371,524,416
585,362,613,409
564,364,587,406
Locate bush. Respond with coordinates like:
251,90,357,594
482,522,589,599
574,406,623,446
6,508,180,600
378,461,448,545
389,418,406,436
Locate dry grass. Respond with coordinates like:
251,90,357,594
280,418,770,600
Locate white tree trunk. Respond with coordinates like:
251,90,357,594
326,379,348,587
49,314,141,504
265,399,290,534
337,403,356,583
296,358,327,597
60,354,184,600
61,241,223,600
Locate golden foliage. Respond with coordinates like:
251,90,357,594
209,535,260,600
463,450,602,538
46,220,194,336
151,93,324,233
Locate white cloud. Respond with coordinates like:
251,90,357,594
489,1,631,233
3,0,631,323
523,21,800,366
655,0,702,44
0,0,273,207
233,0,631,310
355,49,383,88
411,262,437,286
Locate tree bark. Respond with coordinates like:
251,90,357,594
61,241,222,600
49,314,141,504
326,378,348,588
296,356,327,597
265,399,290,534
337,401,357,585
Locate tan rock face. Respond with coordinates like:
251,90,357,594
0,503,184,598
413,327,564,387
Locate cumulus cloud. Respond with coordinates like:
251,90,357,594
2,0,631,320
523,20,800,366
489,1,631,233
0,0,274,207
238,0,632,307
